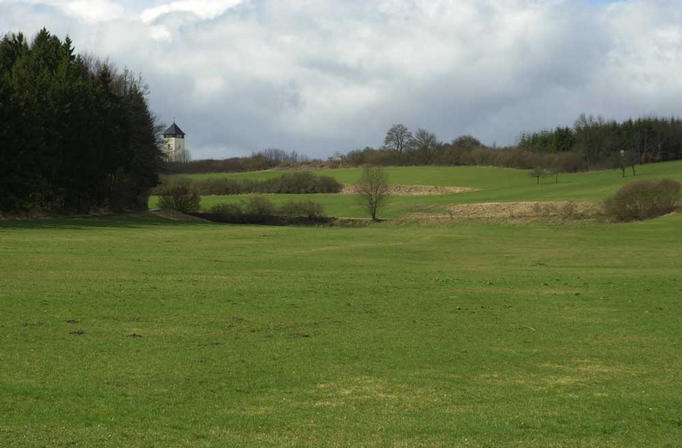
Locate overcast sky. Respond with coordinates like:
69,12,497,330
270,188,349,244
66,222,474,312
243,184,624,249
1,0,681,159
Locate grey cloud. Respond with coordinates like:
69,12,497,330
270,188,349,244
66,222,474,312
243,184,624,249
1,0,681,158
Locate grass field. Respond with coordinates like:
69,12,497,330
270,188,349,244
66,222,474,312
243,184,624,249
2,211,682,446
4,162,682,446
166,161,682,218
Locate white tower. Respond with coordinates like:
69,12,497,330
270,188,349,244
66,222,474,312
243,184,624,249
163,122,190,162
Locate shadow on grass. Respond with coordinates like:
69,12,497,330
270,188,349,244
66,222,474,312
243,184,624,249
0,213,212,230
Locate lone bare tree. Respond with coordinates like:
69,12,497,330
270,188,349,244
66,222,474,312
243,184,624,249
357,166,390,221
384,124,412,153
411,128,439,164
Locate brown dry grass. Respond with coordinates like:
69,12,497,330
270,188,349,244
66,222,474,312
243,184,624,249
342,184,477,196
397,201,603,224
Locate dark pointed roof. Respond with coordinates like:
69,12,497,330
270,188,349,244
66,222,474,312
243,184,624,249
163,122,185,138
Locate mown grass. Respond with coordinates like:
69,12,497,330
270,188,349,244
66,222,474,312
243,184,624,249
160,160,682,218
1,213,682,446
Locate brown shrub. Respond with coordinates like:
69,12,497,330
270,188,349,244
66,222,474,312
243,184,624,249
604,179,680,222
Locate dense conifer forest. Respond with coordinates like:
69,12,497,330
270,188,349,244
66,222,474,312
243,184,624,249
0,29,161,214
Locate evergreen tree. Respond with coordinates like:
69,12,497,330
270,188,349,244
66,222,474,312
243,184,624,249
0,29,162,213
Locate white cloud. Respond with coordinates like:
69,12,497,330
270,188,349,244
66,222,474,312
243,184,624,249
64,0,124,22
1,0,681,158
140,0,246,23
3,0,125,22
149,25,172,41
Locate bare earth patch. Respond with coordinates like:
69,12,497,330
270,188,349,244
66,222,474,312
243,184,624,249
399,201,602,223
343,184,477,196
450,201,594,218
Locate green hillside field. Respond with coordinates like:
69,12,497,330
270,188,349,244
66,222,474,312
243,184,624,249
165,160,682,218
3,161,682,446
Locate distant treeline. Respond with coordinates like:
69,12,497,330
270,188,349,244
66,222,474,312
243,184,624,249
163,148,308,174
0,29,161,213
171,116,682,176
519,115,682,169
156,172,342,196
336,135,585,172
337,117,682,172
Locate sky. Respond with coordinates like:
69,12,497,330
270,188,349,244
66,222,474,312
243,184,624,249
1,0,681,159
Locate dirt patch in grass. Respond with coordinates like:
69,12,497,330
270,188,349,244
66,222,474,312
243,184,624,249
448,201,599,218
342,184,477,196
398,201,603,224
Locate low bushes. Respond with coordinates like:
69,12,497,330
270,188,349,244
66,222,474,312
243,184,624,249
342,146,588,172
278,200,324,219
241,196,276,222
157,179,200,213
604,179,680,221
208,197,328,224
154,172,342,196
209,203,243,220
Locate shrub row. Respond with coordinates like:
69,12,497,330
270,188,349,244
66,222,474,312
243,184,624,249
156,181,329,224
154,172,342,196
338,146,587,173
206,197,328,224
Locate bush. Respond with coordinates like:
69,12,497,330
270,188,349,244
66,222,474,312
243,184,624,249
210,203,244,221
208,198,327,224
604,179,681,221
157,180,200,213
278,200,325,218
208,196,275,223
155,172,342,196
242,195,276,221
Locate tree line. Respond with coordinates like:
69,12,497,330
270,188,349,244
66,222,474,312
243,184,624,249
333,128,583,173
334,116,682,173
520,114,682,169
163,148,308,174
0,29,162,214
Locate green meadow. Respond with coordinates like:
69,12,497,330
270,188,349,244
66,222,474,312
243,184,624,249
2,162,682,447
168,161,682,218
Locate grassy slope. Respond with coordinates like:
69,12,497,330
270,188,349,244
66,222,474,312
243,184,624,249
1,214,682,447
167,161,682,217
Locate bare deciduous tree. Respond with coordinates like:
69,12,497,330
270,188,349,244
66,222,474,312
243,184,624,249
411,128,439,164
384,124,412,153
356,166,390,221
